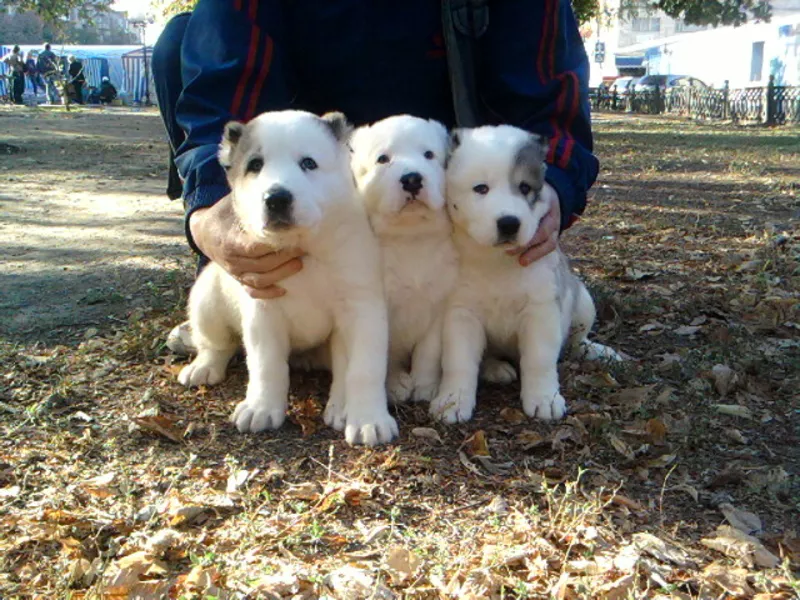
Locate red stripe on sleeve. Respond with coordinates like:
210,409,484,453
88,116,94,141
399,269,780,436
536,0,554,84
245,35,274,122
230,27,261,119
547,72,569,164
234,0,242,11
549,0,560,80
248,0,258,22
558,72,580,169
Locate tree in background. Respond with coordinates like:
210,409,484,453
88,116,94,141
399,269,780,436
572,0,772,26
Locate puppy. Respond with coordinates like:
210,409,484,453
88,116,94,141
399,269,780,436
349,115,456,403
431,125,618,424
178,110,397,446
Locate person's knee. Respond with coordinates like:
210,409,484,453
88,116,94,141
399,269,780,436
152,12,191,82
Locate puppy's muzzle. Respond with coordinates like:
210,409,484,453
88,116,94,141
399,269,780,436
496,215,521,244
400,172,423,197
264,185,294,229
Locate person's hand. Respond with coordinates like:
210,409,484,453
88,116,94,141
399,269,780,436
506,182,561,267
189,195,304,299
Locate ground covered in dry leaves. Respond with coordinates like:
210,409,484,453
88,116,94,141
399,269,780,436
1,113,798,599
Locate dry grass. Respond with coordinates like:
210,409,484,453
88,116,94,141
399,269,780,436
0,114,798,599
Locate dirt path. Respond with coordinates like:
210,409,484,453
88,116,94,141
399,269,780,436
0,108,191,345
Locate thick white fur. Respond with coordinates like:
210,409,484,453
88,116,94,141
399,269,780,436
431,125,618,424
349,116,456,403
178,110,397,446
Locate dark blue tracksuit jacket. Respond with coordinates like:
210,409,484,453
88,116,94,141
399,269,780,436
167,0,598,251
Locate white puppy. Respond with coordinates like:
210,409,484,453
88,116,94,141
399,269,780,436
349,115,456,403
431,125,618,424
178,110,397,446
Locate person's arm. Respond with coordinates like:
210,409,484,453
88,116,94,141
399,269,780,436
174,0,295,255
478,0,598,233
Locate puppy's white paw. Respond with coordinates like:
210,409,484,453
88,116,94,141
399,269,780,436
231,398,286,433
387,370,414,405
522,391,566,421
430,388,475,424
178,354,227,387
323,389,346,431
343,404,398,446
480,357,517,384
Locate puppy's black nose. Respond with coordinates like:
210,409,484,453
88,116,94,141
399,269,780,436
400,172,423,195
496,216,521,239
265,185,293,215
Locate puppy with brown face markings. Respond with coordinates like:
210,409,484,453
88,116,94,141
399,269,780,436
177,110,397,446
431,125,620,425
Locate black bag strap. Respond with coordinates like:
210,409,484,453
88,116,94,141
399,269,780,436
442,0,489,127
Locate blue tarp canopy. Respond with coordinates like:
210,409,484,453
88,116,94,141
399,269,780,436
615,55,645,68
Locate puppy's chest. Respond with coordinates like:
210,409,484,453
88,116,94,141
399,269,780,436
277,258,344,348
462,266,558,351
382,238,457,327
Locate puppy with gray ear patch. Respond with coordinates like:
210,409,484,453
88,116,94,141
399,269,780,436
349,115,456,403
431,125,620,425
178,110,397,446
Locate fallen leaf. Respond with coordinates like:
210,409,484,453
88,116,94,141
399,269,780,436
458,450,484,477
713,404,753,419
100,551,158,596
674,325,701,336
499,407,527,425
724,428,749,445
226,469,254,495
608,434,635,461
646,418,667,445
326,565,394,600
0,485,20,498
605,494,645,512
701,564,754,597
464,430,490,456
287,397,322,437
671,484,699,503
517,430,548,450
719,504,762,536
133,415,183,443
81,472,117,499
639,322,664,332
595,573,636,600
645,454,676,469
711,364,738,396
411,427,442,444
701,525,780,568
619,266,656,281
384,546,422,584
481,495,509,516
283,482,321,501
632,533,694,568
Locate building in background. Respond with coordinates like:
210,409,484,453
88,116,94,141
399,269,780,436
584,0,800,86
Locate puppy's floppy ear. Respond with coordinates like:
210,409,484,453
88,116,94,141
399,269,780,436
320,111,353,144
531,133,550,163
219,121,244,170
348,125,371,175
445,129,462,167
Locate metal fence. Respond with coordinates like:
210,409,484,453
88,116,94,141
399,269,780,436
591,75,800,125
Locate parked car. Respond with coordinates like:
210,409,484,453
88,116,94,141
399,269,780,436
634,74,708,93
610,76,637,93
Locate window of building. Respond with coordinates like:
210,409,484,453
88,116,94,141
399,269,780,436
750,41,765,81
632,17,661,32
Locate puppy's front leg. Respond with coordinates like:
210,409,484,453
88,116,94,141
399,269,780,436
430,306,485,424
409,315,444,402
338,298,398,446
231,303,291,433
518,307,566,421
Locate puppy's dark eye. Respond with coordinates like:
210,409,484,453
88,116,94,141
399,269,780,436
246,157,264,174
519,182,532,196
299,157,318,171
473,184,489,195
377,154,390,164
424,150,435,160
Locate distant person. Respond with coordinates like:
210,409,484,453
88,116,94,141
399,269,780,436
67,55,85,104
37,43,60,104
24,50,44,100
99,76,117,104
2,46,26,105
